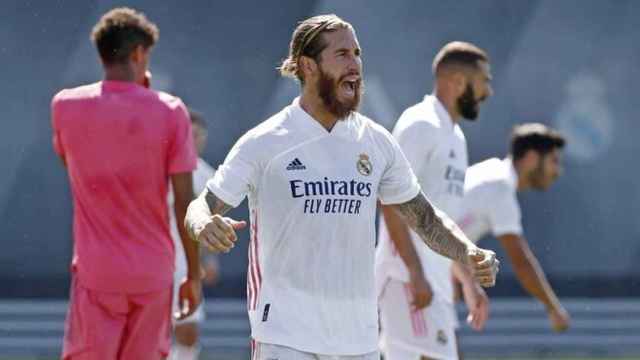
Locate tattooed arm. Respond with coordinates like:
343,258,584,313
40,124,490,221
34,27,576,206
185,188,246,253
391,192,499,287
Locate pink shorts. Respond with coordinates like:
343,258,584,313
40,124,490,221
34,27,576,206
62,277,172,360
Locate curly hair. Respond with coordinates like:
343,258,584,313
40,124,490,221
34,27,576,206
91,7,159,65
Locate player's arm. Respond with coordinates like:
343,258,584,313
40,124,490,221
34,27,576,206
380,203,433,309
390,192,499,287
498,233,570,331
172,172,200,280
185,188,246,253
451,261,489,330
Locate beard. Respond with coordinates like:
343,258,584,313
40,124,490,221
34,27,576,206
457,83,481,121
316,65,362,120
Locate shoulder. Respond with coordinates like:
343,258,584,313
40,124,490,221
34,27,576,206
393,100,443,137
230,107,291,153
51,82,101,106
156,90,186,111
467,158,514,194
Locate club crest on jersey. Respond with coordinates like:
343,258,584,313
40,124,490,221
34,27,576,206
356,153,372,176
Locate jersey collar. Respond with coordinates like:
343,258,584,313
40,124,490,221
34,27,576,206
289,97,351,137
503,157,519,188
423,95,455,131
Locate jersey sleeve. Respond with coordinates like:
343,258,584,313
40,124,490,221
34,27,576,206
488,185,523,237
51,92,65,157
167,100,198,175
206,133,261,208
377,129,421,205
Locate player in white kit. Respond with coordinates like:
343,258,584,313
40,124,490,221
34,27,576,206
168,110,220,360
376,42,493,360
457,123,570,332
184,15,499,360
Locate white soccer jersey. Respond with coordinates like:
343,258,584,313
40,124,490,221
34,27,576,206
206,98,420,355
169,158,216,279
456,157,523,244
376,95,468,304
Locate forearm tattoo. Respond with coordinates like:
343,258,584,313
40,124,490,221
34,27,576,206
185,189,233,241
204,189,233,215
394,192,468,263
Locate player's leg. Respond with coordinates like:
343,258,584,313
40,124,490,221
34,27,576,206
62,278,128,360
118,286,173,360
170,305,206,360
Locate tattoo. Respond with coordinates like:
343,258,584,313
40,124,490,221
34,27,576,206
394,192,468,263
204,189,233,215
185,189,233,242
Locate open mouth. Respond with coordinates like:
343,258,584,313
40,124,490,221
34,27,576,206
340,75,360,97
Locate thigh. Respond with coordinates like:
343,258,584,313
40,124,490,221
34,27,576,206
119,287,173,360
62,279,128,360
252,340,316,360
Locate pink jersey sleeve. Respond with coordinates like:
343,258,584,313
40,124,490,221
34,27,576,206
51,92,65,157
167,100,197,174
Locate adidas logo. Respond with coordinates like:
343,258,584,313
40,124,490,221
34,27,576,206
286,158,306,170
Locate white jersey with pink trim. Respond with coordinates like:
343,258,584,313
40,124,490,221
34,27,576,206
376,95,468,305
206,97,420,356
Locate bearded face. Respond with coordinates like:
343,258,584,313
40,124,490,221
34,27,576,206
457,83,481,121
316,63,363,120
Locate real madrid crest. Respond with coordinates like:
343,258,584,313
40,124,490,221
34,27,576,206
436,329,448,345
356,153,372,176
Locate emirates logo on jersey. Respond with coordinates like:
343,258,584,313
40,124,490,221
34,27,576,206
356,153,372,176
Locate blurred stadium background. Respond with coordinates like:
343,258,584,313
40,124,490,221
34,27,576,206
0,0,638,358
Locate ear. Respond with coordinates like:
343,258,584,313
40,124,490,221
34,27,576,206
299,55,318,80
130,45,147,63
451,71,467,95
521,149,540,169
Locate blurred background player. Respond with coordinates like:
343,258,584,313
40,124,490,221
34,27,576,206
184,15,498,360
168,109,220,360
457,123,571,332
376,41,493,360
51,8,201,359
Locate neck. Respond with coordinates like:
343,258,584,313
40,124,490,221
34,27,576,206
103,64,138,83
299,86,338,132
433,87,461,124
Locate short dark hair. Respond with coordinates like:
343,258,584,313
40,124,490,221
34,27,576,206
510,123,566,161
188,108,206,129
432,41,489,75
91,7,159,65
279,14,352,83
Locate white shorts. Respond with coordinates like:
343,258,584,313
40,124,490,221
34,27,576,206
378,278,458,360
250,340,379,360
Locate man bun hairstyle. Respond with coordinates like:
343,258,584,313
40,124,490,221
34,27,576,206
279,14,351,83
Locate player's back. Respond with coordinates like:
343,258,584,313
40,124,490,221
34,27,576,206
52,80,195,293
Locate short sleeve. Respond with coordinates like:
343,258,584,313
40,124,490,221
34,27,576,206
51,93,64,157
488,186,523,237
167,100,197,174
206,133,260,208
378,131,421,205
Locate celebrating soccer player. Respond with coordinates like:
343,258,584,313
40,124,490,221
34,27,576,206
184,15,499,359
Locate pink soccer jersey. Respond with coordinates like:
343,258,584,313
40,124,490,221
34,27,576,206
51,80,197,293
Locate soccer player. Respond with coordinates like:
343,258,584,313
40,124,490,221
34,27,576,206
457,123,570,332
184,15,499,360
168,109,220,360
376,41,493,360
51,8,201,359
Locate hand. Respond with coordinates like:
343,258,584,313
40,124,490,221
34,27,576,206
462,281,489,331
548,305,570,332
408,271,433,310
466,247,499,287
201,259,219,286
175,277,202,320
197,215,246,253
